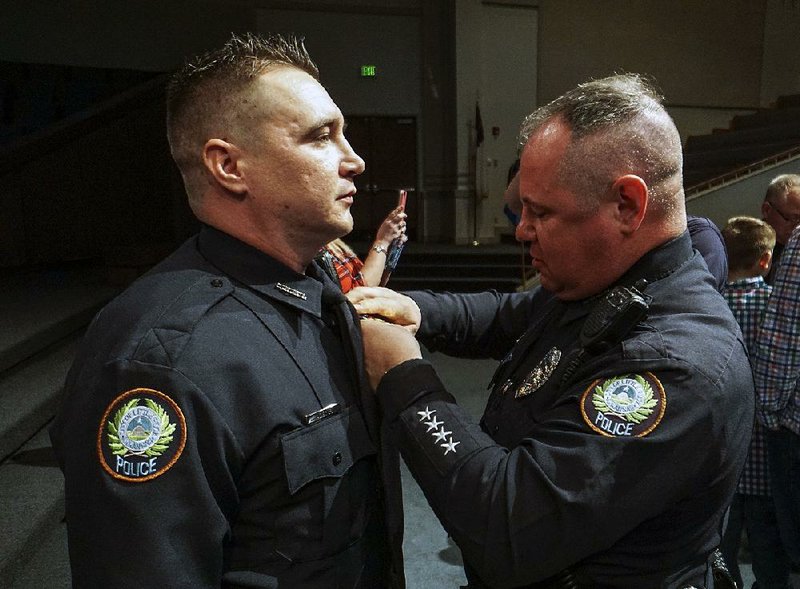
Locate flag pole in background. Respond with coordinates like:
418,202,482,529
473,101,484,245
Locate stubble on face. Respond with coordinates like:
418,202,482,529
233,68,362,263
518,119,624,301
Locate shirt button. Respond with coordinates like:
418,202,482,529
332,452,342,466
492,425,500,434
210,278,223,288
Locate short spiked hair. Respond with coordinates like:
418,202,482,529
166,33,319,205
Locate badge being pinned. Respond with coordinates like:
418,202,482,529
580,373,666,437
97,388,187,482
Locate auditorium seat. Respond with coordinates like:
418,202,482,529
683,94,800,189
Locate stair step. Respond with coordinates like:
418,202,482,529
0,426,65,588
392,265,527,279
388,276,523,293
400,254,531,266
683,140,800,168
684,165,747,187
776,94,800,109
685,121,800,152
0,264,118,373
731,106,800,130
0,335,80,463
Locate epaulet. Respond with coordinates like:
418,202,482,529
132,275,234,366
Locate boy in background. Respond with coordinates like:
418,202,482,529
720,216,793,589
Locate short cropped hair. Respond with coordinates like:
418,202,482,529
166,33,319,204
765,174,800,204
518,73,683,214
722,216,776,273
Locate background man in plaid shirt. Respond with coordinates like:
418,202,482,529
755,222,800,574
761,174,800,285
720,217,792,589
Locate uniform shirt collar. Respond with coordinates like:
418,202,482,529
558,231,694,325
616,230,694,288
196,224,326,317
725,276,766,289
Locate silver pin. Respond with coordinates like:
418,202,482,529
275,283,307,300
304,403,340,425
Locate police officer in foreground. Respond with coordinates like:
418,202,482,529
348,74,752,588
50,33,403,588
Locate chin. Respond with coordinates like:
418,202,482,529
338,214,354,235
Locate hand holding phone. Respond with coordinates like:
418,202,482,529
380,190,409,286
385,190,407,273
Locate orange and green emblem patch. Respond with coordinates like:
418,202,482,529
97,388,186,482
580,373,666,437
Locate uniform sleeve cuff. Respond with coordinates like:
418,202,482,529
376,358,452,421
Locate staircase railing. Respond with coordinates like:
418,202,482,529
0,74,168,176
685,144,800,200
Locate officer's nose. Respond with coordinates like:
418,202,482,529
341,138,365,178
515,215,536,243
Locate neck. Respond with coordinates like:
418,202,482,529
201,218,318,275
197,197,324,274
727,269,761,282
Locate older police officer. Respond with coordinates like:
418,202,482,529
51,33,403,588
350,74,751,588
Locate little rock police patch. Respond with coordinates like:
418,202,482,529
97,388,187,482
580,373,666,437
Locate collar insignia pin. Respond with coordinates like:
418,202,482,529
275,283,307,300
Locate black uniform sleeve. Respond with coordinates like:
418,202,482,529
377,358,720,587
405,288,552,359
687,215,728,292
53,359,243,588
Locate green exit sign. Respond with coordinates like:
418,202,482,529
360,65,377,77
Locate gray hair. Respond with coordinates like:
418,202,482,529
518,73,683,214
765,174,800,204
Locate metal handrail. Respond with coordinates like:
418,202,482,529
685,144,800,200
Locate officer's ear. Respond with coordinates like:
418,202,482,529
203,139,248,196
611,174,648,235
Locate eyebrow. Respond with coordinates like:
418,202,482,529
309,114,344,133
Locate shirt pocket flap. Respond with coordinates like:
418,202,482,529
281,405,376,495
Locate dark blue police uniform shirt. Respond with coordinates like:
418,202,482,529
50,225,398,588
382,232,752,589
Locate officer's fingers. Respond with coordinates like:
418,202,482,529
347,288,421,333
346,286,380,305
374,298,421,333
359,319,422,390
347,286,401,305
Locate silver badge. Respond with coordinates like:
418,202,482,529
515,347,562,399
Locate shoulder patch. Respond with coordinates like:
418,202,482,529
97,388,187,482
580,373,666,437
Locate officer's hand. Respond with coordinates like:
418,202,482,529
346,287,421,334
359,319,422,389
